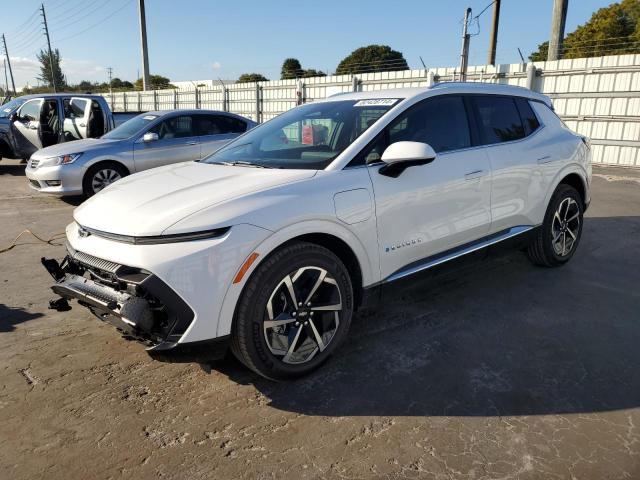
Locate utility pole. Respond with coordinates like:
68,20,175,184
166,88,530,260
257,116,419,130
1,34,16,94
138,0,151,90
40,3,57,92
459,7,472,82
487,0,501,65
107,66,113,94
548,0,569,61
3,59,8,96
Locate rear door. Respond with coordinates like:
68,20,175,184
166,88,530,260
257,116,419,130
11,98,43,157
196,114,248,158
470,95,544,233
364,95,493,280
133,114,201,171
62,97,90,141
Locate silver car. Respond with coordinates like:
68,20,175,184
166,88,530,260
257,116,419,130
25,110,256,197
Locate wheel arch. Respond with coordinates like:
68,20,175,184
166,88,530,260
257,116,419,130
215,220,377,338
558,172,587,208
84,158,131,176
276,232,364,309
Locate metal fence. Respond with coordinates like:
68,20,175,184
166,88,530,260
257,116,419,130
102,54,640,167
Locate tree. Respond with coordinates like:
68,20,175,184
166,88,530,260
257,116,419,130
36,48,65,89
111,78,134,90
134,74,174,90
530,0,640,61
335,45,409,75
301,69,326,78
281,58,302,79
237,73,268,83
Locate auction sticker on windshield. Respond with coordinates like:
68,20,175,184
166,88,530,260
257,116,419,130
143,115,158,120
353,99,399,107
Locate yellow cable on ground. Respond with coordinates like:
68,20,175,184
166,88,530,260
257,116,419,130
0,229,66,254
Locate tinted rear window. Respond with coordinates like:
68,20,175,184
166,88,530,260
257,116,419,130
473,96,525,144
515,98,541,136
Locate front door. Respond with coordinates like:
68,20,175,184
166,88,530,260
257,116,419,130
11,98,43,158
133,114,201,172
363,95,493,280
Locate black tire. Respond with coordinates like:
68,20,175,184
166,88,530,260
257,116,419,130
82,161,128,197
231,241,354,381
527,184,584,267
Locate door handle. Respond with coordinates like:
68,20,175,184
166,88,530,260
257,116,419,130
537,155,552,164
464,170,485,181
29,124,38,130
185,141,198,145
79,123,86,127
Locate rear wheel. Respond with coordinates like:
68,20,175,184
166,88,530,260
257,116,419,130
83,162,127,197
527,184,583,267
231,242,354,380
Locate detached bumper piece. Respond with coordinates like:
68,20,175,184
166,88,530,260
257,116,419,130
41,245,215,356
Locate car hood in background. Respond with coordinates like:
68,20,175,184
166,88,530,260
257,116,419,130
73,161,317,236
30,138,124,158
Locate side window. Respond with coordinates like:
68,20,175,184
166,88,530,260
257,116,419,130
515,98,541,136
388,95,471,153
196,115,247,135
473,96,525,144
220,116,247,134
18,100,42,122
63,98,88,119
149,115,196,139
353,96,471,167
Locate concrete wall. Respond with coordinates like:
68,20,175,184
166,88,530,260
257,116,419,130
103,54,640,167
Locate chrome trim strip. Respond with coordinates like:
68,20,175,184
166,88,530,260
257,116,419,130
384,225,535,284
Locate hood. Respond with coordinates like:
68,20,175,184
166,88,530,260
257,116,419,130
31,138,124,158
74,161,317,236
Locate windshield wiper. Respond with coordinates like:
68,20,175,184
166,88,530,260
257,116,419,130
219,160,273,169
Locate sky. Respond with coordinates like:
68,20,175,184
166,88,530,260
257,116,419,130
0,0,616,89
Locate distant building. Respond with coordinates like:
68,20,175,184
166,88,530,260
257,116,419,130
170,79,234,91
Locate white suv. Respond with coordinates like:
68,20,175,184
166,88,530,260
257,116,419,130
43,83,591,380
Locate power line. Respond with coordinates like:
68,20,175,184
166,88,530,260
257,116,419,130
55,0,134,43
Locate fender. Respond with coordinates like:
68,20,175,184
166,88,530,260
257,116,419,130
214,218,378,338
542,161,589,215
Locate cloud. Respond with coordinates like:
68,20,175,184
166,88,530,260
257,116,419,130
6,55,106,89
212,61,222,70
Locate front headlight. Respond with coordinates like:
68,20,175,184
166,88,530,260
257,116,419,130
40,153,83,167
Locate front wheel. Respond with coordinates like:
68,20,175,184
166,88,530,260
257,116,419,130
231,242,354,380
83,162,127,197
527,184,584,267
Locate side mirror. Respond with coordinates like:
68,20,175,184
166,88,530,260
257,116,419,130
9,112,18,122
379,141,437,178
142,132,159,143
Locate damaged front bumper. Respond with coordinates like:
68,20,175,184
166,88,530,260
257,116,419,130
42,245,228,359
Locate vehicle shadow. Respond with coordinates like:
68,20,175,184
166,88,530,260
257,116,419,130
0,304,44,332
212,215,640,417
60,196,85,207
0,163,28,176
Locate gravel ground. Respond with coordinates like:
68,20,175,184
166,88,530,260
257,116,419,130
1,160,639,480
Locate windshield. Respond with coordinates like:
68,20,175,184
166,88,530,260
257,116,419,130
202,99,398,169
102,113,160,140
0,98,26,118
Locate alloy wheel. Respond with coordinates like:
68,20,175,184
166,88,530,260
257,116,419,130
551,197,580,256
91,168,122,193
263,266,342,364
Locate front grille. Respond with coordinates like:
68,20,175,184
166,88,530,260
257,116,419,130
29,159,40,168
68,246,120,273
29,179,41,188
